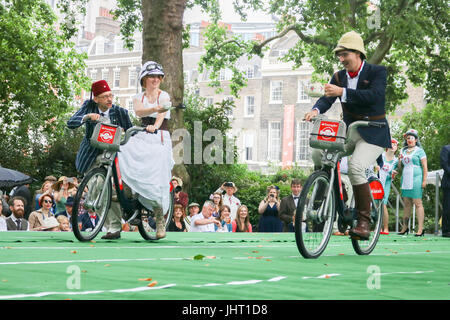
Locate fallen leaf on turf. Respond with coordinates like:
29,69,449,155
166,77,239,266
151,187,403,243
2,279,8,282
426,250,431,252
71,250,77,254
265,259,272,261
252,250,259,253
193,254,205,260
205,256,216,259
338,253,345,255
325,275,331,279
104,264,111,267
147,281,158,287
138,278,153,281
81,270,87,273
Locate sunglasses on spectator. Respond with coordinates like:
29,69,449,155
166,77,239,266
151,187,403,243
43,199,53,204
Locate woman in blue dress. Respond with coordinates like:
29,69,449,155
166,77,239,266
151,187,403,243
378,138,399,235
398,129,428,237
257,185,283,232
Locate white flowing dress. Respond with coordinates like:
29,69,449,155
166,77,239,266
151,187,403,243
117,91,175,213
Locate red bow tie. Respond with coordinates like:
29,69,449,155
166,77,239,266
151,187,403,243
90,215,96,219
348,63,363,78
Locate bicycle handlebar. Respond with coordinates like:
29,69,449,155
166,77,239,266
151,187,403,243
121,126,147,145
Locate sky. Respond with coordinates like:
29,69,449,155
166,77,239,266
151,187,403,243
183,0,274,24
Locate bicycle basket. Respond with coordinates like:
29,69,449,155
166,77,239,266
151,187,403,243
310,118,347,152
90,122,122,152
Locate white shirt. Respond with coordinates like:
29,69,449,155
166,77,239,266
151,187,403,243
0,216,7,231
134,91,171,119
341,61,365,103
190,213,216,232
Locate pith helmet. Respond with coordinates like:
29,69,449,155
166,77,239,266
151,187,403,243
333,31,367,59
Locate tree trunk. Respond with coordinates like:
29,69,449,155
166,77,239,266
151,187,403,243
141,0,190,185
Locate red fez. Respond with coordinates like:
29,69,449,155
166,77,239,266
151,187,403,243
91,80,111,97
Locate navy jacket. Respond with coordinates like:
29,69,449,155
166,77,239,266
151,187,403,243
441,145,450,189
67,100,133,173
79,212,99,231
313,62,391,149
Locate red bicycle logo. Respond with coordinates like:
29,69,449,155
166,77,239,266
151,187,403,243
318,121,340,142
97,125,117,144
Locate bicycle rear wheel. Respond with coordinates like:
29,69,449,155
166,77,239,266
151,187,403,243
295,170,335,259
351,179,383,255
72,167,111,242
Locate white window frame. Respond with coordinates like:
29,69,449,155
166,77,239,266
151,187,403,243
297,80,311,103
244,95,255,117
269,80,283,104
243,132,254,162
224,96,234,117
90,69,98,81
101,68,109,81
295,121,312,162
128,67,137,88
113,68,120,88
268,121,281,161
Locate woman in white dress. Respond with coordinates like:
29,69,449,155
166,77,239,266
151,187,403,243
117,61,175,239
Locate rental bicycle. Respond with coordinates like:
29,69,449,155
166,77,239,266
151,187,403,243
294,115,385,258
71,120,174,241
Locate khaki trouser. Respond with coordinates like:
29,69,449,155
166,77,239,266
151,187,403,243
87,154,123,233
312,129,383,185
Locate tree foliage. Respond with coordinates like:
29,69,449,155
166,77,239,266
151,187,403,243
0,0,89,175
198,0,449,111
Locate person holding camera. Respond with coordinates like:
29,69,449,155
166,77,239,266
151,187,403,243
212,182,241,220
171,176,189,209
257,185,283,232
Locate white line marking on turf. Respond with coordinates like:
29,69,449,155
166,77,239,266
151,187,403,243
193,276,287,288
0,284,176,300
302,273,341,279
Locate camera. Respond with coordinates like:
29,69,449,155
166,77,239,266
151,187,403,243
270,194,275,198
224,182,233,187
174,186,182,193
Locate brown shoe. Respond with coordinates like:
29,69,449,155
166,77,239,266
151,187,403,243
101,231,121,240
349,183,372,240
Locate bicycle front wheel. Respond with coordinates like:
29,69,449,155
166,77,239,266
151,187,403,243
72,167,111,242
295,170,336,259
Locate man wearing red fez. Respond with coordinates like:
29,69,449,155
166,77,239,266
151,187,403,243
67,80,132,239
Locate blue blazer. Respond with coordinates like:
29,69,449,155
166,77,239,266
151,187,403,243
67,100,133,173
313,62,391,149
441,145,450,189
79,212,99,231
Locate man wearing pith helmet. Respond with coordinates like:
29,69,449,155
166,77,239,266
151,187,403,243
305,31,391,241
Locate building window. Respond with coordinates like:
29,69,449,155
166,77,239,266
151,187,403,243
224,96,233,117
90,69,97,81
270,80,283,103
219,69,232,81
205,97,214,107
113,69,120,88
268,121,281,161
101,69,109,81
126,99,134,113
190,32,199,47
245,96,255,117
298,80,311,102
245,65,254,79
129,68,137,87
244,133,254,161
296,121,312,161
